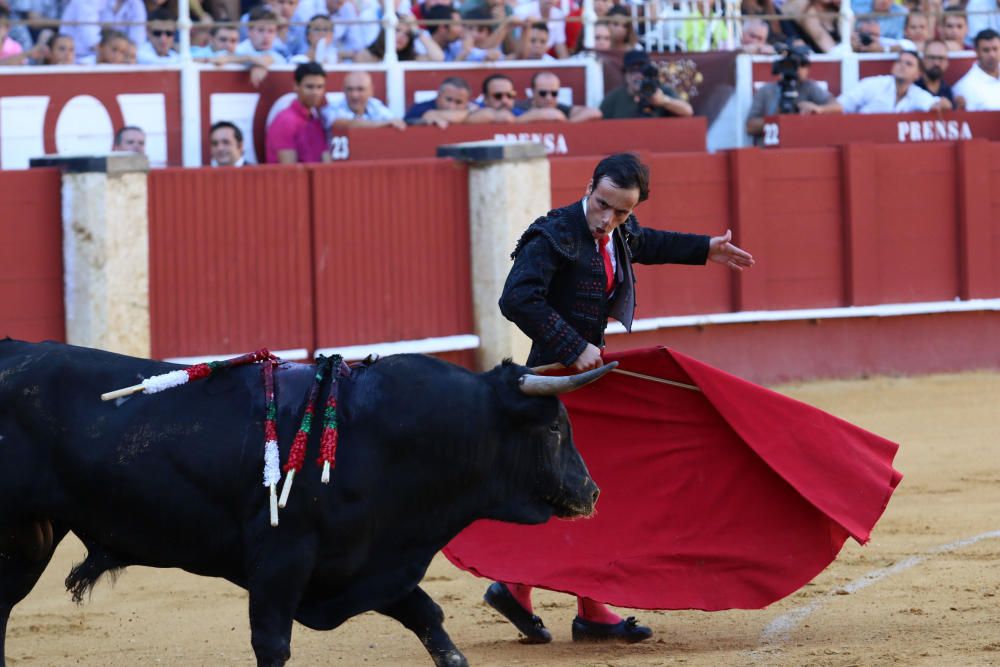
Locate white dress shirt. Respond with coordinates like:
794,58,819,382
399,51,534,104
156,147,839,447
838,75,938,114
953,62,1000,111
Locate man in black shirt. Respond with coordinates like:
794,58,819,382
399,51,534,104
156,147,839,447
916,39,957,106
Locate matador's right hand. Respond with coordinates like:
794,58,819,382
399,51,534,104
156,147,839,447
571,344,604,372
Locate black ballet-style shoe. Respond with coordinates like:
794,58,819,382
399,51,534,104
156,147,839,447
571,615,653,643
483,582,552,644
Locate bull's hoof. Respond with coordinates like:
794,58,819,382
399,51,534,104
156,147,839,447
431,648,468,667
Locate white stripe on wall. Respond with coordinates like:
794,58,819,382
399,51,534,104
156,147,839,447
606,299,1000,335
314,335,480,360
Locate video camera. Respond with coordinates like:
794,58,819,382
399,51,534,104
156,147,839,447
771,43,811,114
637,63,662,114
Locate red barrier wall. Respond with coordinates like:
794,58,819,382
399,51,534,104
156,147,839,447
10,142,998,380
147,160,476,367
309,159,474,352
732,147,845,310
148,166,315,359
551,141,999,323
0,168,64,342
971,142,1000,297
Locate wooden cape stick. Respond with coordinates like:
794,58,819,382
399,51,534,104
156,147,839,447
530,363,701,393
101,383,145,401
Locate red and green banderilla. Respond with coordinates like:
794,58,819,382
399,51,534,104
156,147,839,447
277,355,342,506
100,348,276,401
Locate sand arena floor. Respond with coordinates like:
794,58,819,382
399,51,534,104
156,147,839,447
7,371,1000,666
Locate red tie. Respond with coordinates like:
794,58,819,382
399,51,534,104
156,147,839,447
599,234,614,293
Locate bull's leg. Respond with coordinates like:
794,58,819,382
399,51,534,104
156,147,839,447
378,586,468,667
0,521,66,666
245,542,316,667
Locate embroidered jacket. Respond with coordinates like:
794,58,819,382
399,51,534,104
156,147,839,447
499,201,710,367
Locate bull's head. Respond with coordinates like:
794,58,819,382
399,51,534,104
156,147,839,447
485,363,615,525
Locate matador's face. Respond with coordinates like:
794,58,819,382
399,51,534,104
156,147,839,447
584,177,640,239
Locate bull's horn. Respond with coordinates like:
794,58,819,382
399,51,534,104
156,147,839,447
518,361,619,396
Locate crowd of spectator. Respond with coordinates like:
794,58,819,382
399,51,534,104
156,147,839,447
746,26,1000,143
0,0,674,68
4,0,1000,159
0,0,995,68
257,60,626,163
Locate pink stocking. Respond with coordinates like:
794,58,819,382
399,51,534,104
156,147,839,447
507,583,535,613
577,597,622,624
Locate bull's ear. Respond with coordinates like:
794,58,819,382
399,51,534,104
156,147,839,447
519,362,618,396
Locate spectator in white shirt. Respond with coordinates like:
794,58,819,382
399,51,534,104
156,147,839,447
322,70,407,129
136,9,179,64
236,6,288,63
835,50,952,112
953,28,1000,109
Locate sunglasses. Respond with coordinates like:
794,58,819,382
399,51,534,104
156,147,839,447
491,91,516,100
151,29,173,37
535,90,559,97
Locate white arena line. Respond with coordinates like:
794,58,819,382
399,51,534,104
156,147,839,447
752,529,1000,655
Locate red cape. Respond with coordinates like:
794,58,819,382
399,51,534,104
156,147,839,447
444,347,902,611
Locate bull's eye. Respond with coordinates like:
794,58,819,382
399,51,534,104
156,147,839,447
549,424,561,433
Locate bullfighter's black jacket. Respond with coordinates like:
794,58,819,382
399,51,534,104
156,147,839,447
499,200,710,367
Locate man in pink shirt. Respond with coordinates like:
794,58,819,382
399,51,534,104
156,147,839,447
266,62,330,164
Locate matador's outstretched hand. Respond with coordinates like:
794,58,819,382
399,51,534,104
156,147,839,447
708,229,755,272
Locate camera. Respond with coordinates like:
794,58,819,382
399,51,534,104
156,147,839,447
771,43,810,114
637,63,662,113
859,31,874,47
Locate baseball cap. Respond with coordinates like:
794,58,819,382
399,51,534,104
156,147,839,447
623,50,650,70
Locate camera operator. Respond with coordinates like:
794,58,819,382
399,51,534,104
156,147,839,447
746,45,842,143
599,51,694,119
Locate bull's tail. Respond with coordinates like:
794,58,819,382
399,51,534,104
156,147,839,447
65,546,128,603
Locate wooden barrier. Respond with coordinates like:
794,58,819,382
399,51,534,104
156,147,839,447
0,168,63,342
759,111,1000,149
750,55,977,98
309,159,475,361
331,117,707,161
147,165,315,360
6,141,997,379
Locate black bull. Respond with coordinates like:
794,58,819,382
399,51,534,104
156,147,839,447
0,340,610,666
